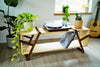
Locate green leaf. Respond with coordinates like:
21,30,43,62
0,26,7,31
11,32,15,34
4,0,18,7
27,27,33,31
16,43,19,46
13,53,17,57
12,46,16,49
11,58,15,61
22,52,25,55
11,40,15,43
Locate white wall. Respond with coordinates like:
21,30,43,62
91,0,100,19
0,0,99,43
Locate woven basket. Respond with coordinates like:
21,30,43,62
74,20,83,29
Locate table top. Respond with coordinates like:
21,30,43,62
20,26,89,36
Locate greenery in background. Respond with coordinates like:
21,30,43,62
81,0,90,11
81,4,90,10
75,13,82,20
0,0,18,37
11,13,38,62
62,5,70,21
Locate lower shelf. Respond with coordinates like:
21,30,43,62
21,40,87,54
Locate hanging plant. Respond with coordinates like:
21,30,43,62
11,13,39,62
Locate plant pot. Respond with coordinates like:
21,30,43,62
6,35,17,48
85,6,89,12
74,20,83,29
23,22,33,30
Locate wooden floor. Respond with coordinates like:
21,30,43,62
0,38,100,67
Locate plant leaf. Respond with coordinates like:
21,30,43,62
27,27,33,31
11,58,15,61
22,52,25,55
4,0,18,7
11,40,15,43
0,26,7,31
12,46,16,49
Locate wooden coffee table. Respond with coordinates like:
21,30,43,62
20,26,90,61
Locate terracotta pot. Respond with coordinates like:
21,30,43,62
74,20,83,29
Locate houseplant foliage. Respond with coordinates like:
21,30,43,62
62,4,68,13
74,13,83,29
62,5,70,26
0,0,18,48
81,0,90,12
63,5,70,22
21,13,38,31
11,13,38,61
0,10,16,36
4,0,18,7
0,0,18,36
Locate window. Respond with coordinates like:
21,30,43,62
55,0,92,12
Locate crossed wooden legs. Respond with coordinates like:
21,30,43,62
20,27,41,61
74,29,90,53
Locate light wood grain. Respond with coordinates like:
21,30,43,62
20,28,38,36
38,26,89,34
22,40,86,54
20,26,89,54
54,11,92,15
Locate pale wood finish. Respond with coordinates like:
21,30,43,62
20,26,89,35
79,30,90,46
20,28,38,36
20,26,89,55
54,11,92,15
22,40,86,54
38,26,89,34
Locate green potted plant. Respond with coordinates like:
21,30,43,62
82,0,90,12
19,13,38,31
0,0,18,48
74,13,83,29
62,5,70,26
11,13,38,61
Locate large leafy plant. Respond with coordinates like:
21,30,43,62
0,0,18,36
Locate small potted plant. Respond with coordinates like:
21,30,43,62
82,4,90,12
82,0,90,12
74,13,83,29
62,5,70,26
16,13,38,31
11,13,38,61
